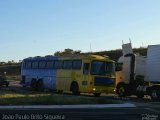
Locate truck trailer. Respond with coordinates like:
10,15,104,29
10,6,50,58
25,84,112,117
116,43,160,100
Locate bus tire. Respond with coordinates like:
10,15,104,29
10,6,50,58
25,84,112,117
31,79,37,91
71,83,80,95
57,90,63,94
93,93,101,97
117,83,126,97
136,94,144,99
37,80,44,92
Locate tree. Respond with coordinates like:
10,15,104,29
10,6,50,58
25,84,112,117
54,49,81,56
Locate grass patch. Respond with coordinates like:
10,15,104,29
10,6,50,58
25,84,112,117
0,91,121,105
6,75,21,81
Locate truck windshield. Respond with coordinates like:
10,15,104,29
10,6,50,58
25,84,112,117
91,61,115,76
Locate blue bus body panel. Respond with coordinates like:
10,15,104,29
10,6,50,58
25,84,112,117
94,77,114,86
21,56,58,90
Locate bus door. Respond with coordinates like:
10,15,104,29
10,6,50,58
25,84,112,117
81,62,90,91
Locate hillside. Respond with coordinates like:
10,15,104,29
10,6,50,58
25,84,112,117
0,47,147,76
93,47,147,61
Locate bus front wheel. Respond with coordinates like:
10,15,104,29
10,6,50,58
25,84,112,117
71,83,80,95
57,90,63,94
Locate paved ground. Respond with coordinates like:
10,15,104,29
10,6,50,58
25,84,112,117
0,80,160,120
0,107,159,120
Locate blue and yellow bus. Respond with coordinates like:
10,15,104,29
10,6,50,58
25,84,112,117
20,55,115,96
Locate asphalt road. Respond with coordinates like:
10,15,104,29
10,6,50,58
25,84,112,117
0,80,160,120
0,107,159,120
0,100,160,120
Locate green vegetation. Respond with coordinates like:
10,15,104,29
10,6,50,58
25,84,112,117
6,75,21,81
54,48,81,56
93,47,147,61
54,47,147,61
0,91,120,105
0,65,20,76
0,61,20,66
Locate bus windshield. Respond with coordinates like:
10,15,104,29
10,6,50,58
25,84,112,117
106,62,115,76
91,61,115,76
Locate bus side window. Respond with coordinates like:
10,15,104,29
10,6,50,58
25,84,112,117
73,60,82,69
55,60,62,69
26,61,32,69
63,60,72,69
39,61,46,69
46,61,55,69
32,61,38,69
83,63,90,74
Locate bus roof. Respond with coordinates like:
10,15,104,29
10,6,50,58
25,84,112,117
23,56,58,61
23,54,114,62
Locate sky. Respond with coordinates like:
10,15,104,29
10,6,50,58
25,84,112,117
0,0,160,62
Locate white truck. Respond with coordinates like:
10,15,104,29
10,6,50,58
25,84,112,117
115,43,160,100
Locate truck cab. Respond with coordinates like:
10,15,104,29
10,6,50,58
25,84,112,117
116,43,160,100
115,43,146,97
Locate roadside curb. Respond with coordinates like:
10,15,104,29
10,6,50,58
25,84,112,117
0,103,136,109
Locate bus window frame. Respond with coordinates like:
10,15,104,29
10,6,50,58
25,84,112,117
83,63,90,75
25,61,32,69
32,61,39,69
55,60,63,69
22,62,26,69
46,61,55,69
39,61,46,69
63,60,73,69
72,60,82,70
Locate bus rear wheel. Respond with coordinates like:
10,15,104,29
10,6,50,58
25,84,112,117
37,80,44,92
93,93,101,97
71,83,80,95
31,79,37,91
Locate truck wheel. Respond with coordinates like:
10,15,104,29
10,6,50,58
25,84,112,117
71,83,80,95
151,89,160,101
37,80,44,92
117,84,126,97
136,94,144,99
93,93,101,97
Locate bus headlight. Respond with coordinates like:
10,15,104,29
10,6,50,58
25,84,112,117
93,88,96,91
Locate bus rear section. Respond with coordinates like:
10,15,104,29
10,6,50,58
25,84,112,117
20,56,58,91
